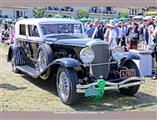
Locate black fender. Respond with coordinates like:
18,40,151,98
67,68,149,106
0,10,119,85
7,44,27,65
112,52,140,61
120,58,141,77
119,52,140,71
52,58,80,68
7,44,18,62
122,52,140,60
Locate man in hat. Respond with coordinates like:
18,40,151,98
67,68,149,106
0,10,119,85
143,16,155,50
106,22,117,49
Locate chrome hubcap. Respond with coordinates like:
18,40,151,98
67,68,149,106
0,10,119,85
58,72,70,99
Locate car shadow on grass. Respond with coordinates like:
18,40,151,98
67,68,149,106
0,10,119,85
21,74,157,111
0,83,27,91
21,74,58,95
71,91,157,111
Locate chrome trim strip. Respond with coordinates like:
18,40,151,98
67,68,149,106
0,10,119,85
83,61,117,67
16,38,43,43
76,77,145,93
77,82,142,93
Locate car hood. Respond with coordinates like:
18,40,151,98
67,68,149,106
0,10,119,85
45,38,108,47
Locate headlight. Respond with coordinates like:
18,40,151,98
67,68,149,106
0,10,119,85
80,47,95,64
112,47,124,60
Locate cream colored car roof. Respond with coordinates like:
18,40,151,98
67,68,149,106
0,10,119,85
16,18,82,25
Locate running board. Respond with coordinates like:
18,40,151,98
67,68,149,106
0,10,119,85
16,65,40,78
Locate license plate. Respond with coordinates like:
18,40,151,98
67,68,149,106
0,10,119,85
120,69,136,78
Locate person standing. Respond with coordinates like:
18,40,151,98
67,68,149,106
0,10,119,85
106,23,117,49
128,22,139,49
2,18,8,31
121,21,127,46
143,16,155,50
138,23,145,49
86,23,94,38
9,22,15,44
152,16,157,79
92,20,105,40
117,22,122,46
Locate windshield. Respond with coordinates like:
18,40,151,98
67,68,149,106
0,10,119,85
40,23,83,36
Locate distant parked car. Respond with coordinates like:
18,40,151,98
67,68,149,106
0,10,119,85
7,18,144,105
132,15,144,23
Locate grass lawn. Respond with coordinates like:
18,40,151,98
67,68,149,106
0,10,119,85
0,43,157,111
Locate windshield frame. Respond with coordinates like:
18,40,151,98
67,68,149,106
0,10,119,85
39,23,84,38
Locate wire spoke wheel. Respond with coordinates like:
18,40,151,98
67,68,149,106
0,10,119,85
37,50,50,80
38,50,47,72
58,72,70,100
56,67,79,105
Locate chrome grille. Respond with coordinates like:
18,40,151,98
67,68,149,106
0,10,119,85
91,44,110,79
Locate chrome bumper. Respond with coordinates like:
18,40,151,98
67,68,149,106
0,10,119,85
76,77,145,93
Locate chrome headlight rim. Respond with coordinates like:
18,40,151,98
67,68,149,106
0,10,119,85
112,47,124,54
80,47,95,64
112,47,124,60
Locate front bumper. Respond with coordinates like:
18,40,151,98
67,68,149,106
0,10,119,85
76,77,145,93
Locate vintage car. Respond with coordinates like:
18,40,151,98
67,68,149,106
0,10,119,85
7,18,144,105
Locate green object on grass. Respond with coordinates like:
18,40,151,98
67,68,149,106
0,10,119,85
85,79,106,100
85,86,100,97
94,79,106,100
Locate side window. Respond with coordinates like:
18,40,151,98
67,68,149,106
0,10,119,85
20,24,26,35
28,25,40,37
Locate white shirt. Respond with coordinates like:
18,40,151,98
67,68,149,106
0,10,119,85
118,27,122,38
153,26,157,36
109,29,117,49
92,27,98,39
147,24,155,50
104,29,110,42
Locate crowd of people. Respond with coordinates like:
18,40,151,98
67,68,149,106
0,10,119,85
84,16,157,79
0,16,157,79
0,21,15,44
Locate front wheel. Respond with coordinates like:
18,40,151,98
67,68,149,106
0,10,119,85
119,60,140,96
56,67,79,105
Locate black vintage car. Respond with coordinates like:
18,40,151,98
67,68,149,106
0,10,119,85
7,18,144,105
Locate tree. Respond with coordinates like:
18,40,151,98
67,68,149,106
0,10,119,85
33,7,45,18
145,6,157,12
119,12,128,18
77,9,89,19
145,11,157,16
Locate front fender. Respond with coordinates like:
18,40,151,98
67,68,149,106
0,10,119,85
120,59,141,77
112,52,140,61
122,52,140,60
53,58,80,68
7,44,18,62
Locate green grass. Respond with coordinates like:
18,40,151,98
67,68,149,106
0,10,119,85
0,42,9,49
0,42,157,111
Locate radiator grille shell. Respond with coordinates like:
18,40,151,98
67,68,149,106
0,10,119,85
91,44,110,79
